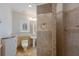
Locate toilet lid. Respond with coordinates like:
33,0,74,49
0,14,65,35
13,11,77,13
21,40,28,47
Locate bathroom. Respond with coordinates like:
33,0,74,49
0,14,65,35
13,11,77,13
0,3,38,56
0,3,57,56
1,3,79,56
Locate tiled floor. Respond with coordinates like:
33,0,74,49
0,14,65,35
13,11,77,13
16,47,37,56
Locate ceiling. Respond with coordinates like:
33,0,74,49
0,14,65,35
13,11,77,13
9,3,44,17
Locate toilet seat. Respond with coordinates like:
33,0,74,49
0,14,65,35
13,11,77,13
21,40,28,48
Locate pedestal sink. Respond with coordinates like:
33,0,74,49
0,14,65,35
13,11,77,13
31,35,37,48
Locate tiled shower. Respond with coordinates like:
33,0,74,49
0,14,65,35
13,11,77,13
37,4,56,55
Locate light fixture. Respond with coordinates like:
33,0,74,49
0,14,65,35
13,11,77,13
28,5,32,8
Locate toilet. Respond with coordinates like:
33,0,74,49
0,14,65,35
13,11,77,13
21,40,28,51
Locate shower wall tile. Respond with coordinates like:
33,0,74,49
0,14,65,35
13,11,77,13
56,6,65,55
37,4,56,56
37,4,52,14
64,8,79,27
37,13,53,31
37,31,52,56
64,5,79,55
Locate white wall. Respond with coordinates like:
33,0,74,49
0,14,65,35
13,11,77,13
12,11,21,34
0,4,36,36
12,11,30,35
0,4,12,36
12,11,37,36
